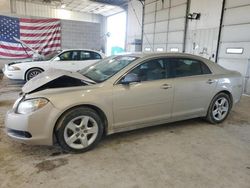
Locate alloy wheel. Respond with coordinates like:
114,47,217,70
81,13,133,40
63,115,98,149
212,97,229,121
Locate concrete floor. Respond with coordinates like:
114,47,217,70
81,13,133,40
0,75,250,188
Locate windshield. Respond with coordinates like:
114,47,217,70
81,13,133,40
44,51,61,60
78,56,138,82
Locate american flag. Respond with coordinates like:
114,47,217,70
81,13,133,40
0,15,61,59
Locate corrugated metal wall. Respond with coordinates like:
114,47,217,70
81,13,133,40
217,0,250,94
143,0,188,52
185,28,219,60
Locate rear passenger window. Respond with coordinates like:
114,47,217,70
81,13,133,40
80,51,91,60
172,59,211,77
201,63,212,74
79,51,101,60
91,52,102,59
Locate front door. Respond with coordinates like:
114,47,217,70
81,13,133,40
112,58,174,128
51,50,80,71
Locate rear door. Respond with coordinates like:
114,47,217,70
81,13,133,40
77,50,102,70
170,58,217,119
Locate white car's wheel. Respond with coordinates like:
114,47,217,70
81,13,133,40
56,107,104,153
25,68,43,81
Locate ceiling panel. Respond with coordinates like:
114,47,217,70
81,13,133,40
61,0,126,16
26,0,126,16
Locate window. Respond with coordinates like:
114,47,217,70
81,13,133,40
125,58,170,82
170,48,179,52
171,58,211,77
58,51,79,61
91,52,102,59
226,48,243,54
59,51,74,61
144,47,151,52
79,51,91,60
156,48,164,52
79,51,102,60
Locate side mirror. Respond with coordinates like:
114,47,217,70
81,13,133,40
54,56,60,61
121,73,140,84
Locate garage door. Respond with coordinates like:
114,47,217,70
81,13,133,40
217,0,250,94
143,0,188,53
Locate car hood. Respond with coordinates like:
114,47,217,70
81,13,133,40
22,69,95,93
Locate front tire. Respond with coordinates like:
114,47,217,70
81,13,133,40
56,107,104,153
25,68,43,81
206,93,232,124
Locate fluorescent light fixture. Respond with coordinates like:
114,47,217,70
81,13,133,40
61,4,66,8
156,47,164,52
170,48,179,52
226,48,243,54
144,47,151,52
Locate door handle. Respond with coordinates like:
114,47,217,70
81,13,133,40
161,84,172,89
206,79,215,84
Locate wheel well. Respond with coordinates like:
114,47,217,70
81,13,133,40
53,104,108,143
218,90,233,105
25,67,44,79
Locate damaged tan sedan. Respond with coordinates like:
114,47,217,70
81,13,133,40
5,53,243,152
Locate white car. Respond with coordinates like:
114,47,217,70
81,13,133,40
3,49,105,81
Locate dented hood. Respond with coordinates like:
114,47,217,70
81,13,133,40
22,69,94,93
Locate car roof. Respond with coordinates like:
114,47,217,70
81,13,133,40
114,52,210,60
62,49,102,53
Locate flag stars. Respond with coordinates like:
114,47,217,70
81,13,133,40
0,15,20,43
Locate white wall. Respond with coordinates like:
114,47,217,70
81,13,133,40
126,0,143,52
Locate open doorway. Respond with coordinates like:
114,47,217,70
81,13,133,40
106,12,127,56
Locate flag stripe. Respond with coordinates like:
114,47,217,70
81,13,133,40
20,27,60,34
20,23,61,31
0,51,32,58
20,18,60,23
22,37,61,44
20,30,61,37
21,33,61,41
20,21,60,27
0,43,61,51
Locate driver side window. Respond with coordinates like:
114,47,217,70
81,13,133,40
125,58,168,82
58,51,79,61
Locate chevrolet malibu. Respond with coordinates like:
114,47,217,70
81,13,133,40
5,53,243,152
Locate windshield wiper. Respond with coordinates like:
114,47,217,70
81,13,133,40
81,79,96,85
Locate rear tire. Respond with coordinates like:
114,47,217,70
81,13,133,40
25,68,43,81
56,107,104,153
206,93,232,124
